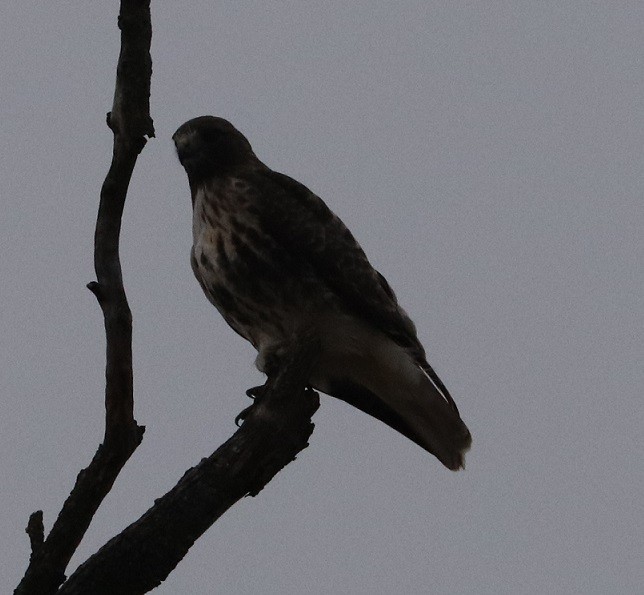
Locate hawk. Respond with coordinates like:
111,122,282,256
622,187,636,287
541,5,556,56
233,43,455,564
173,116,472,470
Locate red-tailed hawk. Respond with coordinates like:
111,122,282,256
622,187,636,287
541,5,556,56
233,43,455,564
173,116,471,470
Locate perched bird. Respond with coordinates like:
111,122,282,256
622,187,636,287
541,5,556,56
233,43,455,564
173,116,471,470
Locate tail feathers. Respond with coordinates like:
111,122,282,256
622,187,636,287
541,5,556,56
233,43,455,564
411,367,472,470
328,375,471,471
404,387,472,471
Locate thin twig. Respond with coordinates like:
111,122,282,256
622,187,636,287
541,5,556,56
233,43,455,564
25,512,44,560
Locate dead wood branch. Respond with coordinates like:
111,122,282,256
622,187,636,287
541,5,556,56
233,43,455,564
15,2,152,593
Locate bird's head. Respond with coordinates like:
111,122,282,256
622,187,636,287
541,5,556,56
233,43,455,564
173,116,256,181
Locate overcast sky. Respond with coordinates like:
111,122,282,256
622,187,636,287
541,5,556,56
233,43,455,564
2,2,642,593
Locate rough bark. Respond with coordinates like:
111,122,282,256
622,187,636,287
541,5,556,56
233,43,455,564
58,341,320,595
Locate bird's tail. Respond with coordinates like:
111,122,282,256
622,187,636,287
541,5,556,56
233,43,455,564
325,343,472,470
394,366,472,470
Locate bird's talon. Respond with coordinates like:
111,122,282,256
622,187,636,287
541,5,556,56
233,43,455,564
245,385,265,400
235,403,255,427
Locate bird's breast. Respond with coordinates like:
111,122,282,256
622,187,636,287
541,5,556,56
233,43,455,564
190,182,295,349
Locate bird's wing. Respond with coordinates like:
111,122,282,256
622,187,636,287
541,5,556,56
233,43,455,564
253,171,416,342
248,169,458,411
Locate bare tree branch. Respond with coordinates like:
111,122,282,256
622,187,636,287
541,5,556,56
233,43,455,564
58,338,320,595
90,0,153,447
17,3,321,594
15,2,152,593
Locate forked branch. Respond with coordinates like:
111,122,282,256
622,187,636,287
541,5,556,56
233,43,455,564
16,3,320,594
58,339,320,594
15,2,152,593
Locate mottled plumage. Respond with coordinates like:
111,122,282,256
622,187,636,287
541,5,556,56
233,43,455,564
173,116,471,470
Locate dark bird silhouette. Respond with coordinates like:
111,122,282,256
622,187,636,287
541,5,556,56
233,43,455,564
173,116,471,470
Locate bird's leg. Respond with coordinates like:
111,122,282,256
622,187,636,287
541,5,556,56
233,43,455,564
254,342,285,377
236,345,286,426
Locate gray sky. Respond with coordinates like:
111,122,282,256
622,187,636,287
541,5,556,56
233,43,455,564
2,2,642,593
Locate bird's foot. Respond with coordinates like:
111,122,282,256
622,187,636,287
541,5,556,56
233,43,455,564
236,384,269,426
245,385,266,400
234,403,253,427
